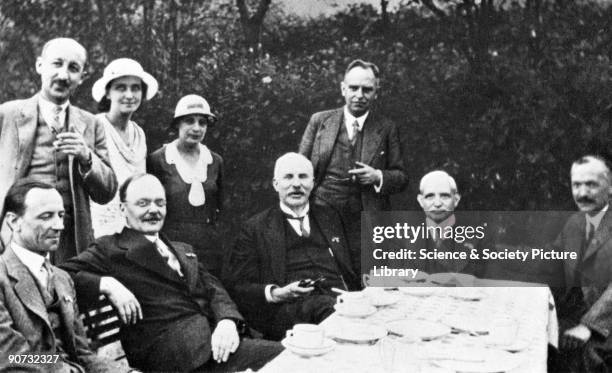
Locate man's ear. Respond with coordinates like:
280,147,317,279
4,212,20,232
417,194,425,209
35,57,43,75
340,81,347,97
272,179,279,192
453,193,461,209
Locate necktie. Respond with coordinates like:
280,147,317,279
586,221,596,247
155,239,184,277
42,259,55,293
285,215,310,238
351,120,360,145
52,105,63,133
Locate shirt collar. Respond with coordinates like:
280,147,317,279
38,94,69,113
343,106,369,131
279,202,309,218
586,204,609,231
426,214,456,229
144,233,160,243
11,242,47,275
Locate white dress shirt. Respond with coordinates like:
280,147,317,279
38,95,69,130
343,106,383,192
12,242,50,289
586,204,608,239
144,234,184,277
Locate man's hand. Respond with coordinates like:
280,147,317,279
348,162,381,185
211,319,239,363
561,324,592,350
99,276,142,325
54,126,91,166
271,281,314,303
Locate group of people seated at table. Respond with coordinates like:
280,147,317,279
0,37,610,373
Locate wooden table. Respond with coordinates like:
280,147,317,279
260,281,557,373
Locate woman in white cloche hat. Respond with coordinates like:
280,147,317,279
147,94,225,277
90,58,159,237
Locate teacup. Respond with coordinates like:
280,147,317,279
336,291,371,314
286,324,325,349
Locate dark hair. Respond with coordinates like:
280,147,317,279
119,173,150,202
97,80,148,113
3,178,55,218
344,59,380,79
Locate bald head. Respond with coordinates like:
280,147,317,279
273,153,314,213
417,170,460,223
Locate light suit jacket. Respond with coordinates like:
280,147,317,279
299,107,408,211
0,247,120,372
0,94,117,256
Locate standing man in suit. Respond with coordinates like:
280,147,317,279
225,153,359,340
0,178,122,372
553,155,612,372
299,59,408,272
60,173,282,372
0,37,117,263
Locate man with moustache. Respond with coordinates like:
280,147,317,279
552,155,612,372
61,173,282,372
299,59,408,273
0,38,117,263
225,153,359,340
0,178,123,372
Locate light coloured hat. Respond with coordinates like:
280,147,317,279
91,58,158,102
173,94,217,122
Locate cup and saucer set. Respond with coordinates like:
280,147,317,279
282,324,336,357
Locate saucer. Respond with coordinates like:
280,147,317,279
328,322,387,344
334,304,377,318
386,319,451,340
281,337,336,357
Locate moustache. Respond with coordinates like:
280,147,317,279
143,213,163,221
53,79,70,88
577,197,595,204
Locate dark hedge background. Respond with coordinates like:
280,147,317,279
1,0,611,244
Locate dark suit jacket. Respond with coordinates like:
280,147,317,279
0,247,118,372
0,94,117,256
554,210,612,342
299,107,408,211
60,228,244,372
224,205,359,320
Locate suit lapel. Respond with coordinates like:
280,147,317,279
53,273,78,355
310,207,355,279
164,237,199,291
265,209,287,283
314,109,343,183
67,105,86,135
582,211,612,264
121,229,184,285
361,112,383,165
4,247,52,332
16,95,40,177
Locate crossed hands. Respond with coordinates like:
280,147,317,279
560,324,591,350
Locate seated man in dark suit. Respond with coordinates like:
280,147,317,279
0,178,123,372
60,173,282,372
225,152,360,340
411,170,485,277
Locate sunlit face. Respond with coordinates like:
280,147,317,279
35,39,86,104
10,188,64,255
120,175,167,234
571,160,612,213
176,114,212,146
341,66,378,117
273,156,314,211
106,76,143,116
417,175,460,224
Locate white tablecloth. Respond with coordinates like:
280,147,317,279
260,282,557,373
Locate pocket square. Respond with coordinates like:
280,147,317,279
380,151,385,155
185,253,197,258
332,237,340,243
63,295,73,303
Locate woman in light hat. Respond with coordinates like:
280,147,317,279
147,94,224,276
90,58,158,237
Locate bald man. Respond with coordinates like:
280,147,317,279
225,153,360,340
0,38,117,263
408,170,486,276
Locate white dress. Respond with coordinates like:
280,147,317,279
90,114,147,237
